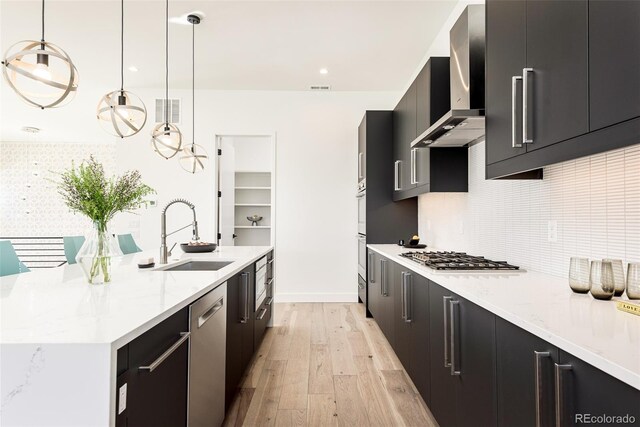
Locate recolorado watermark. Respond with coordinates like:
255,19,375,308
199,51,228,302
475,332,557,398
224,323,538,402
575,414,636,424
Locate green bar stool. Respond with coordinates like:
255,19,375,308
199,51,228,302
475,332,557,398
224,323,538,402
63,236,86,265
118,234,142,255
0,240,30,277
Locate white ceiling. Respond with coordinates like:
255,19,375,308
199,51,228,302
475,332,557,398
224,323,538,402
0,0,458,91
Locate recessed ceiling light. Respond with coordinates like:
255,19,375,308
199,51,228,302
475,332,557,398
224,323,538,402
128,66,138,72
319,68,329,75
21,126,41,134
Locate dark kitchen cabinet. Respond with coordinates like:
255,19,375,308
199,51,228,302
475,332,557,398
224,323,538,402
416,57,450,137
429,282,497,427
485,0,526,165
589,1,640,132
367,250,395,348
555,350,640,427
254,296,272,349
524,0,589,151
486,0,639,179
225,266,255,411
362,111,417,243
357,115,366,182
394,58,467,200
116,308,190,427
392,268,431,405
496,317,558,427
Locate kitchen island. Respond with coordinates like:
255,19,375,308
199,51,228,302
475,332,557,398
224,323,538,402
0,245,272,427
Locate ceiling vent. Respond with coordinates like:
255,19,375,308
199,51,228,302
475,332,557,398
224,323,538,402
309,85,331,91
155,98,181,124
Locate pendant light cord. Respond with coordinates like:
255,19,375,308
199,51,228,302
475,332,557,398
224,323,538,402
192,20,195,149
41,0,45,42
120,0,124,91
165,0,169,124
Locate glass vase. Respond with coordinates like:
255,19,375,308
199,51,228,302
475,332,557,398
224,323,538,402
76,222,122,284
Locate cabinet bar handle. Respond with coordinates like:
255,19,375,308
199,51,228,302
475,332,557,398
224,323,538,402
449,300,461,376
368,252,374,283
400,272,406,320
240,272,250,323
394,161,401,191
410,148,417,185
358,152,364,179
404,273,412,323
443,296,452,367
139,332,190,372
512,75,523,148
535,351,551,427
554,363,572,427
265,297,273,306
198,297,224,328
257,307,268,320
380,259,387,296
523,68,534,144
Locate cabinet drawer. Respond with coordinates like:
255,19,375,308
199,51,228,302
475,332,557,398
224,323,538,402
127,308,189,369
254,297,272,348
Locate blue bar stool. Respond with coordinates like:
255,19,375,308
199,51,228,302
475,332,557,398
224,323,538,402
0,240,30,277
63,236,86,265
118,234,142,255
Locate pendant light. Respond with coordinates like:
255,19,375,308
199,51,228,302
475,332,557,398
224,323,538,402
179,15,208,174
96,0,147,138
1,0,78,109
151,0,182,159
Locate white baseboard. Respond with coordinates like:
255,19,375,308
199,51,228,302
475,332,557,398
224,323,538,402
274,292,359,303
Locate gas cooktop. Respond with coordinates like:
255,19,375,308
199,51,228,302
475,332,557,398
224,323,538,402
400,251,520,271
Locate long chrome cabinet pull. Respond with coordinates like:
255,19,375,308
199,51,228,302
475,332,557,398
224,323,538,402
443,296,452,367
368,252,374,283
139,332,190,372
534,351,551,427
358,152,363,179
394,161,401,191
257,307,268,320
198,297,224,328
410,149,417,185
380,259,387,296
512,75,523,148
400,272,406,320
523,68,534,144
240,272,249,323
554,363,572,427
449,300,461,375
404,273,412,323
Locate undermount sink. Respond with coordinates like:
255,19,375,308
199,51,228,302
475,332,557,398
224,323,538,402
163,261,233,271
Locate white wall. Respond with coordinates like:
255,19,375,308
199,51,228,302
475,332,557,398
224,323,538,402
1,88,398,302
419,141,640,278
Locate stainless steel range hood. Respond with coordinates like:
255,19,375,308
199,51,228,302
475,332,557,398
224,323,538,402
412,5,485,148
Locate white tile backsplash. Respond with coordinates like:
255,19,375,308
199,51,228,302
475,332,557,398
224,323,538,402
418,141,640,278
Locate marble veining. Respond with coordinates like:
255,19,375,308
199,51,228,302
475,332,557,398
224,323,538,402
1,346,44,411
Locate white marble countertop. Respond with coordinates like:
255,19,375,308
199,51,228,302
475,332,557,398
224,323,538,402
0,245,272,349
368,244,640,391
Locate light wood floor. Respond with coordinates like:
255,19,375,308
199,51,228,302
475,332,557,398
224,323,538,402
223,302,437,427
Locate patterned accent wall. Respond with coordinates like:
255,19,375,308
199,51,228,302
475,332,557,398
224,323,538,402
418,141,640,278
0,141,116,237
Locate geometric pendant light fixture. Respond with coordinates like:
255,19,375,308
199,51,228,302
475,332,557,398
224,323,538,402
151,0,182,159
1,0,79,109
96,0,147,138
179,14,208,174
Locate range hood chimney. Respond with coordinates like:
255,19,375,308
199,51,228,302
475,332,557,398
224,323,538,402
412,5,485,148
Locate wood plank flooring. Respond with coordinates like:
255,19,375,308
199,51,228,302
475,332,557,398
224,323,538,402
223,303,437,427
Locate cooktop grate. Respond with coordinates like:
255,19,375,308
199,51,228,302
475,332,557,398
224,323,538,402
400,251,520,271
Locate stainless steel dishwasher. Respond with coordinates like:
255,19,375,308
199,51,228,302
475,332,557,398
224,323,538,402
188,282,227,427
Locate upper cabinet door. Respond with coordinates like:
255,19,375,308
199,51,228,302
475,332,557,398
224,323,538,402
393,94,406,192
485,0,527,165
358,115,366,182
403,82,418,191
589,0,640,131
524,0,589,151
